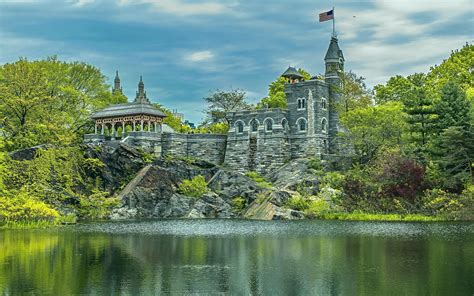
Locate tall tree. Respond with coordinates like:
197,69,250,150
340,102,408,163
0,57,126,150
338,71,373,115
203,89,250,124
432,82,471,134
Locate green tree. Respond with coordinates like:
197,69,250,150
340,102,408,163
203,89,250,124
0,57,126,151
374,75,415,104
432,82,471,134
338,71,373,115
257,68,311,109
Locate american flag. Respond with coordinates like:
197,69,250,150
319,9,334,22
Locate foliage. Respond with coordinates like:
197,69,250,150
304,198,331,218
341,102,408,163
245,171,273,188
0,57,126,151
373,148,426,201
318,212,443,222
178,175,208,198
76,190,120,219
231,196,246,213
0,190,59,224
257,68,311,109
285,194,310,211
337,71,374,115
203,89,251,124
195,122,230,134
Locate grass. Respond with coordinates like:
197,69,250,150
318,212,445,222
0,219,59,229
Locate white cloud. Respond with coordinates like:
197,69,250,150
118,0,231,16
185,50,214,62
346,35,470,86
74,0,94,6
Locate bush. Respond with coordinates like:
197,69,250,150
231,196,246,213
305,198,331,218
320,171,345,190
245,171,272,188
0,191,59,224
286,194,310,211
178,175,208,198
77,190,120,219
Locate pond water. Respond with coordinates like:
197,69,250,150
1,220,473,295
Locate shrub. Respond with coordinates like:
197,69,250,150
231,196,246,213
0,191,59,224
320,172,345,190
178,175,208,198
245,171,273,188
77,190,120,219
305,198,331,218
286,194,310,211
374,149,425,201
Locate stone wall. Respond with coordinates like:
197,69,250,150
225,109,290,174
161,133,227,165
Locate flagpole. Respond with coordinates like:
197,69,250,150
332,6,335,37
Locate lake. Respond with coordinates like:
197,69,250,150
1,220,473,295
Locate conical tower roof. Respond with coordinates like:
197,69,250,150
325,37,344,61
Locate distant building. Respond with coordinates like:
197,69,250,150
85,37,350,173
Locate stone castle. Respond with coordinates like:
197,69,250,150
85,37,346,174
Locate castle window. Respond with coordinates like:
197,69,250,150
235,121,244,134
264,119,273,132
321,118,327,133
321,98,327,110
250,119,259,132
297,118,307,132
281,118,289,131
297,98,306,110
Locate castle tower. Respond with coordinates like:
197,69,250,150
112,70,123,94
135,76,151,104
281,66,304,84
324,36,345,153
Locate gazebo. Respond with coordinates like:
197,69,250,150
87,76,166,141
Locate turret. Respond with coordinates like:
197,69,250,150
281,66,304,84
135,76,150,104
324,37,344,85
324,37,344,153
112,70,122,94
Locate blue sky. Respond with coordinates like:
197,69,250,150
0,0,472,123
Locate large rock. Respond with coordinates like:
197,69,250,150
265,158,319,194
83,143,146,193
9,144,51,161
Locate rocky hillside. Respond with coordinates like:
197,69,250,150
84,143,319,220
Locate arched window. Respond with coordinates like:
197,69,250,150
281,118,289,130
297,98,306,110
297,118,307,132
264,119,273,132
321,98,327,110
321,118,327,133
250,119,259,132
235,121,244,134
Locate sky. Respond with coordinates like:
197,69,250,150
0,0,473,124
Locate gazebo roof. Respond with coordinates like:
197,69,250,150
91,102,166,119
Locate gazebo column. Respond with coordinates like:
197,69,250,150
101,124,104,135
94,124,98,134
122,122,126,137
148,121,151,132
111,123,116,140
140,120,144,131
154,122,157,133
133,121,136,131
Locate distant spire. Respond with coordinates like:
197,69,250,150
112,70,122,94
135,76,150,104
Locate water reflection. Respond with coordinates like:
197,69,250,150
1,220,473,295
